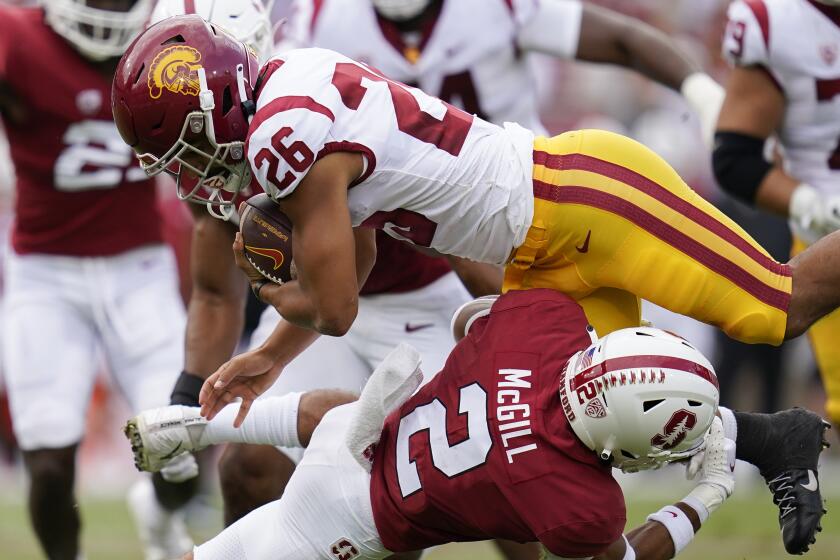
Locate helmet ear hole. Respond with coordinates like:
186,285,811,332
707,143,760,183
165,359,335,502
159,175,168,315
221,86,234,115
161,34,186,45
687,400,702,407
642,399,665,412
620,450,638,459
132,63,145,85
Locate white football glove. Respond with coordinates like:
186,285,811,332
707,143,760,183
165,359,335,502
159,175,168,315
789,184,840,244
681,72,725,150
159,451,199,483
684,417,735,516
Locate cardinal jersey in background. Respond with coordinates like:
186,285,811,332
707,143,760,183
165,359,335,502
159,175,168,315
0,6,161,256
283,0,584,133
724,0,840,200
369,289,626,558
249,49,534,265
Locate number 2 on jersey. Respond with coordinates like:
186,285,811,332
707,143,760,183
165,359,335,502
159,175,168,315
331,62,474,156
396,383,492,498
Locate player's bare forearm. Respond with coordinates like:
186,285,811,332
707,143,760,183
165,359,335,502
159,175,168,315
184,210,248,377
445,256,502,297
273,152,369,335
259,226,375,334
591,503,699,560
576,4,698,90
715,66,795,214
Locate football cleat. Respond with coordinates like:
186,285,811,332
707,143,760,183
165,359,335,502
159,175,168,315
125,405,208,473
759,409,830,555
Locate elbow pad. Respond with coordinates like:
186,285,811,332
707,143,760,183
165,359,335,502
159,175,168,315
712,131,773,205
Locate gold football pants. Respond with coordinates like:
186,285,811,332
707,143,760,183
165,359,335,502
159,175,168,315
504,129,792,346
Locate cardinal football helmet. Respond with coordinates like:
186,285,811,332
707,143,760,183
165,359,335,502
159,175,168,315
112,14,259,220
44,0,154,61
561,327,719,472
150,0,274,63
372,0,432,21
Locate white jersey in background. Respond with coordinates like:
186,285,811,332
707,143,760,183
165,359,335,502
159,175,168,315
281,0,584,134
724,0,840,199
248,48,535,264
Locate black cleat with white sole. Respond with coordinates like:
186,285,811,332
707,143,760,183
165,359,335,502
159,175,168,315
757,409,830,555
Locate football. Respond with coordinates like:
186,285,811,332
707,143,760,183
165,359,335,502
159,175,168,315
239,193,294,284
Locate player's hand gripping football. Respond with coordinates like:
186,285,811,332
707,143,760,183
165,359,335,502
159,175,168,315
199,350,284,427
232,232,264,284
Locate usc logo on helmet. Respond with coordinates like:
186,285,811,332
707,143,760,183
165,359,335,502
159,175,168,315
148,45,203,99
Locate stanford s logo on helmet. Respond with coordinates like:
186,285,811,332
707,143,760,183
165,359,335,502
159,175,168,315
148,46,203,99
559,327,719,472
112,14,260,220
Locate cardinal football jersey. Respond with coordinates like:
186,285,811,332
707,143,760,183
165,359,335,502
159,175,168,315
0,6,162,256
247,49,535,265
369,288,626,557
282,0,583,134
723,0,840,198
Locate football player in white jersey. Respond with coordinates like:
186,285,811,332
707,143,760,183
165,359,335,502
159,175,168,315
715,1,840,433
114,15,840,555
282,0,724,144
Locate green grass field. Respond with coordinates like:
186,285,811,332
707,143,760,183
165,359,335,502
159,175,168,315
1,489,837,559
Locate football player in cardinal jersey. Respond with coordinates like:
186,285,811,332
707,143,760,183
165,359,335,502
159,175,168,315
281,0,724,144
715,1,840,435
114,15,840,553
0,2,194,558
125,290,829,559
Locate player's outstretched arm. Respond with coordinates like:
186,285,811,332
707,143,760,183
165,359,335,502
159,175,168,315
544,419,735,560
256,151,373,336
516,1,722,146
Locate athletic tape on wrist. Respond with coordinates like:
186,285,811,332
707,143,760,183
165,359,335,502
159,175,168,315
647,505,695,554
680,495,710,524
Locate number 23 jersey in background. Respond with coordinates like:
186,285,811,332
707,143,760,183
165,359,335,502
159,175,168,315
368,289,625,557
723,0,840,201
0,6,161,256
248,48,535,265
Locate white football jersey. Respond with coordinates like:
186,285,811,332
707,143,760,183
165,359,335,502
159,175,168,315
723,0,840,197
280,0,584,134
247,48,535,265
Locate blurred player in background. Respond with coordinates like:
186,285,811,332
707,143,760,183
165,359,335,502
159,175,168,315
128,290,827,559
0,1,193,558
715,0,840,430
281,0,724,144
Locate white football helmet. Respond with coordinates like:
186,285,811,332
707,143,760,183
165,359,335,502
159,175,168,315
43,0,154,61
150,0,274,63
560,327,719,473
372,0,432,21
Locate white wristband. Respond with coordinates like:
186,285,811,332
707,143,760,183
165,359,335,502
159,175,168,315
647,505,695,555
681,495,710,524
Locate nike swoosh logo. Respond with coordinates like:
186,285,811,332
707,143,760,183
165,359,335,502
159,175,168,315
801,469,819,491
161,441,183,461
405,322,434,333
667,511,678,518
576,230,591,253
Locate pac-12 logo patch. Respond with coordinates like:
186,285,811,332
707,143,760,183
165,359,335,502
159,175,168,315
330,538,360,560
650,409,697,450
148,45,203,99
585,396,606,419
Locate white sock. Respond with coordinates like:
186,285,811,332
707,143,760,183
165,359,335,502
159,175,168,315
718,406,738,442
198,393,303,448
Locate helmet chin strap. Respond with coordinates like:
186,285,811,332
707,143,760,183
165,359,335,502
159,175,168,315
236,63,255,124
